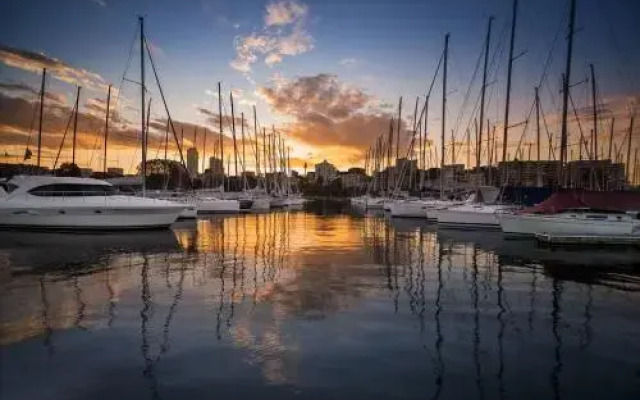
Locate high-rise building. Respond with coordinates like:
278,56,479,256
209,157,224,176
187,148,199,176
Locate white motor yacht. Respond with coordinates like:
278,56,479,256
499,209,640,236
0,176,185,230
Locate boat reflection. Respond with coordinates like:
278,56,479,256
1,211,639,399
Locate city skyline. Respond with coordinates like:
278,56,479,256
1,0,638,174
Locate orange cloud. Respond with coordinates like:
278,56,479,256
231,0,313,73
257,73,402,167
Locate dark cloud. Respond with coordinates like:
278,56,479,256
0,80,66,104
0,92,138,152
0,44,109,92
195,107,249,130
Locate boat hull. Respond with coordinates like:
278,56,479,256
250,197,271,211
436,205,513,229
196,198,240,214
389,201,428,218
366,198,385,210
0,206,180,230
499,213,639,236
178,205,198,219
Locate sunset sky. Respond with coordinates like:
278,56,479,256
1,0,638,174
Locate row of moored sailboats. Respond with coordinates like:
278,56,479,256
351,189,640,238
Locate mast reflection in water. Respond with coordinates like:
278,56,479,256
1,207,640,400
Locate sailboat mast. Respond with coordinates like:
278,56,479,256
502,0,518,163
217,82,224,188
241,112,246,190
139,16,147,196
72,85,81,166
441,33,449,198
253,105,260,182
559,0,576,180
590,64,598,161
478,17,493,171
230,92,238,185
396,97,402,164
201,127,207,175
263,127,267,189
608,118,615,161
535,86,540,161
37,68,46,168
103,84,111,174
627,117,634,185
386,117,394,192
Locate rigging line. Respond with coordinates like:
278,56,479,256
569,91,592,160
538,101,557,160
543,2,570,116
52,101,77,170
510,2,568,159
24,82,41,150
413,49,444,132
87,23,139,169
451,31,486,141
454,18,508,164
144,37,193,188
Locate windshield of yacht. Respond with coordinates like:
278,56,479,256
0,182,18,194
28,183,118,197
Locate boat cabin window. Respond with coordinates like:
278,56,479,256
0,183,18,194
585,214,608,220
28,184,117,197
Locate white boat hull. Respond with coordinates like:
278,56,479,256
196,198,240,214
425,201,459,220
0,204,181,230
389,200,428,218
270,197,287,208
366,198,385,210
286,197,306,207
250,197,271,211
0,177,184,230
437,205,514,229
499,213,640,236
178,205,198,219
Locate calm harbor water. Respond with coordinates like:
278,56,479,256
1,201,640,400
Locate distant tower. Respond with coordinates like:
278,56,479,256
187,147,199,177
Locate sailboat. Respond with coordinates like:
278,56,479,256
436,15,517,228
498,189,640,236
193,82,240,214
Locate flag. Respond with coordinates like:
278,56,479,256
23,148,32,161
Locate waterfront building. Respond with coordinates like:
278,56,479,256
315,160,338,185
187,148,199,177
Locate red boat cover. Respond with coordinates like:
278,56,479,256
523,190,640,214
